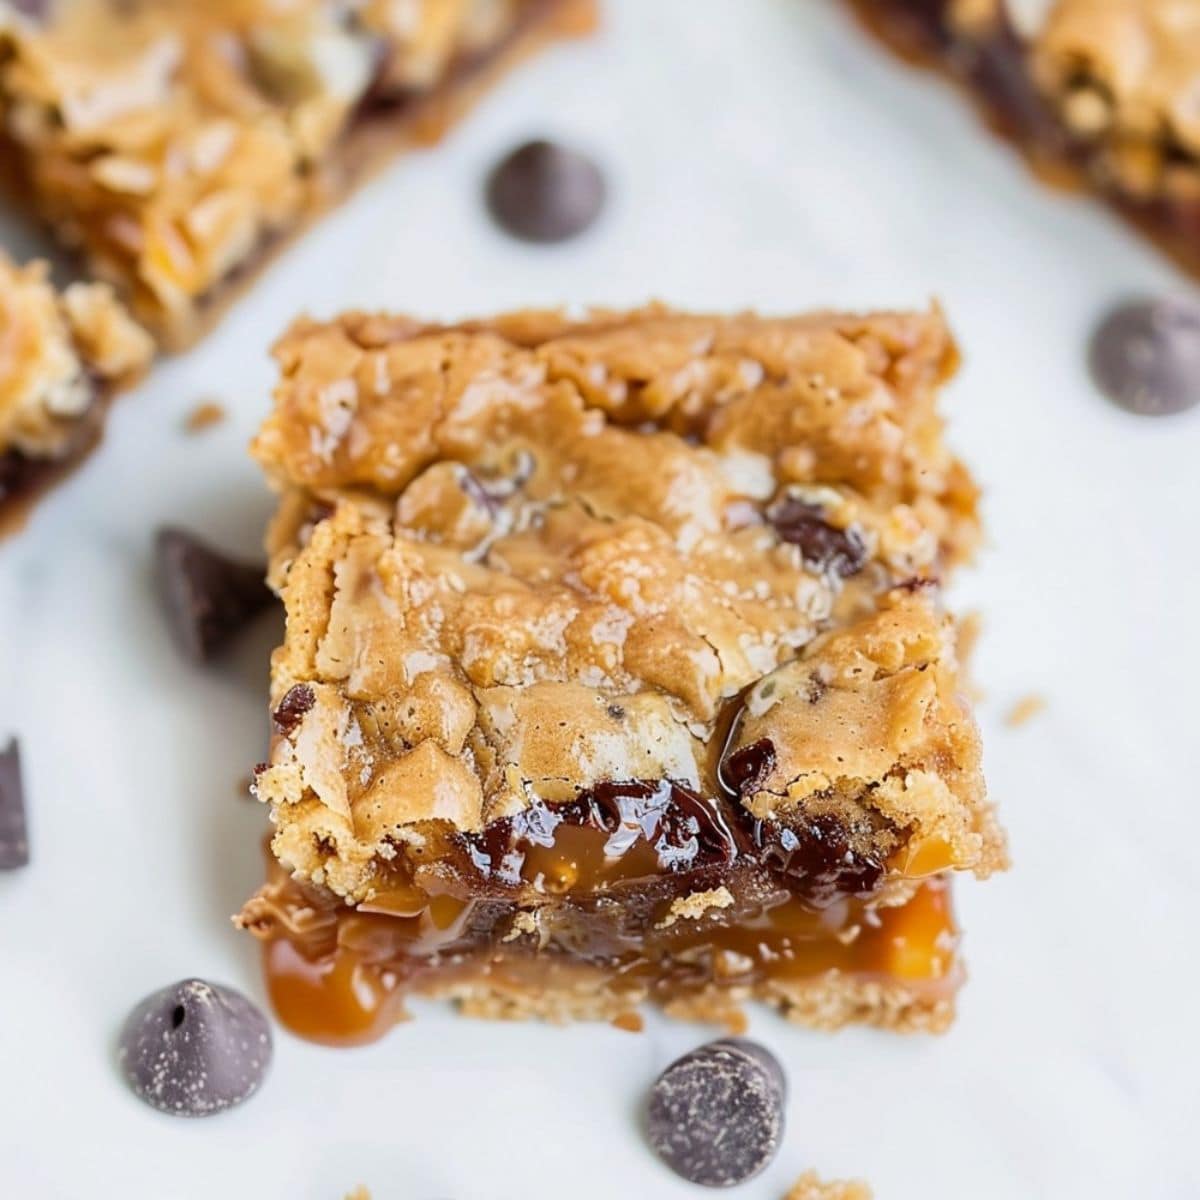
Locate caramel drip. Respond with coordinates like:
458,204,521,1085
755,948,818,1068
254,861,958,1046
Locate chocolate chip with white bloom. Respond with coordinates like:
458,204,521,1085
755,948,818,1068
646,1038,786,1186
118,979,272,1116
1089,297,1200,416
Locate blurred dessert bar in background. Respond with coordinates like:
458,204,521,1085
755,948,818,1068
0,252,151,527
848,0,1200,278
0,0,594,349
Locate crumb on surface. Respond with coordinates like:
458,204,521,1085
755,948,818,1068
786,1169,873,1200
657,886,735,928
1004,693,1046,728
185,400,227,433
344,1188,370,1200
501,909,541,942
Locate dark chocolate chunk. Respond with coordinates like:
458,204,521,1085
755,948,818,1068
155,527,274,663
646,1038,787,1187
0,739,29,870
767,495,866,577
719,737,776,799
1089,298,1200,416
752,812,885,908
118,979,272,1117
486,140,606,243
463,779,747,887
273,683,316,736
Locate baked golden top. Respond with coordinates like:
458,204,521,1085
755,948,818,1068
250,305,1001,902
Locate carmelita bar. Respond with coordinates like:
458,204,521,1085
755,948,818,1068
238,304,1007,1044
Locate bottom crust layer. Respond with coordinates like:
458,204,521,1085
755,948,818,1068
449,970,955,1034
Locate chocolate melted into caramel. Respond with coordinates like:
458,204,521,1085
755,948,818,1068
258,869,958,1046
249,787,957,1045
250,690,937,1045
448,772,886,911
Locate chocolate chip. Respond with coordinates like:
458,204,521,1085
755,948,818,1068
1089,298,1200,416
753,813,885,907
767,495,866,577
720,737,777,798
646,1038,787,1187
464,780,747,886
486,140,606,243
118,979,272,1117
273,683,315,736
0,739,29,870
155,528,274,663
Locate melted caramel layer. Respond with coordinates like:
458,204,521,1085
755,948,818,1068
248,857,959,1045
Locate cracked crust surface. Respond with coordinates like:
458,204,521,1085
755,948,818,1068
250,304,1003,904
0,0,591,348
0,252,152,463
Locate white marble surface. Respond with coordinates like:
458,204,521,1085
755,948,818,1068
2,2,1198,1196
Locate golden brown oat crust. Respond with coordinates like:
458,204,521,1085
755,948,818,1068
1034,1,1200,169
432,968,953,1035
249,304,1004,904
258,304,979,566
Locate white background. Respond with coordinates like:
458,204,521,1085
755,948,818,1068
2,2,1198,1196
